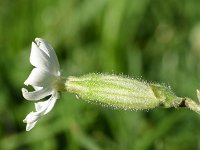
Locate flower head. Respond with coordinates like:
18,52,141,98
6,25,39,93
22,38,61,131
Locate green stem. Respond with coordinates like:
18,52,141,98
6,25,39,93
175,97,200,114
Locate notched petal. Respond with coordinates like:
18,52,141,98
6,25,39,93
24,68,56,87
23,112,40,131
30,42,51,72
26,121,38,131
35,38,60,75
35,100,50,112
43,93,58,115
35,92,58,115
23,111,40,123
22,88,52,101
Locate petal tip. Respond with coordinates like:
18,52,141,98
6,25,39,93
24,80,29,86
23,119,27,123
35,37,40,41
22,88,28,94
31,42,37,49
35,38,43,46
26,122,37,131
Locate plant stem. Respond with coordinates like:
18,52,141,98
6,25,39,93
177,97,200,114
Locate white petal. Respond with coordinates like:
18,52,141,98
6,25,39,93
30,42,52,73
43,92,58,115
23,112,39,131
26,121,37,131
23,92,59,131
23,111,42,131
35,100,50,112
33,86,42,91
35,38,60,76
22,88,52,101
23,111,40,124
35,92,58,115
24,68,56,87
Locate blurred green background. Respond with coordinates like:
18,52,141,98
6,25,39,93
1,0,200,149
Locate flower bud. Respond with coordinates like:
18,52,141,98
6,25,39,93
65,74,179,110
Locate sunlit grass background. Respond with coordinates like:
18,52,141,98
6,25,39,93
1,0,200,149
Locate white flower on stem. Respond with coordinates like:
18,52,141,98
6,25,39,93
22,38,61,131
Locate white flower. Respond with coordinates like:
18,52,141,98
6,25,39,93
22,38,61,131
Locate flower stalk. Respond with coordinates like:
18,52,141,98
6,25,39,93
176,97,200,114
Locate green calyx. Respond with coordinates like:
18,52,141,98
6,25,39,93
65,73,179,110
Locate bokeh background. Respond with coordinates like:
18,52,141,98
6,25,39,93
1,0,200,149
